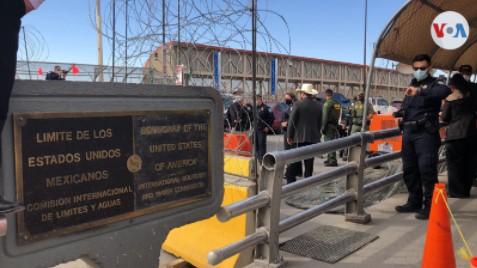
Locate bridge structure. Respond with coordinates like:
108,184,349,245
144,42,412,101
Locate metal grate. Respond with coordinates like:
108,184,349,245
279,225,379,264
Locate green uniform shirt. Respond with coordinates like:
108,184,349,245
322,98,341,130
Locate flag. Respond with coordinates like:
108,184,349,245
71,64,79,74
37,67,43,75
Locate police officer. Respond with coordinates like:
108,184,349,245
393,54,450,220
322,89,341,166
348,93,374,134
255,95,274,163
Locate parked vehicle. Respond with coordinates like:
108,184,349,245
390,100,403,111
315,92,351,110
369,97,395,114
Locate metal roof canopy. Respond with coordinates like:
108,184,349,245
362,0,476,126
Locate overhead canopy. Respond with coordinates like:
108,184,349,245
376,0,477,71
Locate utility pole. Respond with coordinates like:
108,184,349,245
162,0,167,84
361,0,371,132
22,27,32,80
112,0,116,82
363,0,368,93
251,0,258,177
125,0,128,82
95,0,104,82
178,0,181,66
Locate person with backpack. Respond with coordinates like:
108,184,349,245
322,89,341,166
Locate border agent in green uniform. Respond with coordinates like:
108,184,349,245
322,89,341,166
348,93,374,134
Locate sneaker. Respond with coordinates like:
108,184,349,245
324,162,338,167
415,207,430,220
324,159,329,164
395,203,421,213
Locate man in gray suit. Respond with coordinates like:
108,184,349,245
285,84,323,184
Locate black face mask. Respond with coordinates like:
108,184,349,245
285,99,292,105
358,96,364,102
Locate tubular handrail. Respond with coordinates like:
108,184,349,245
207,228,268,266
282,162,358,197
279,191,356,233
208,128,447,267
365,151,401,168
262,134,362,169
217,191,270,222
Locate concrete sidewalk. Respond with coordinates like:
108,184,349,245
279,173,477,268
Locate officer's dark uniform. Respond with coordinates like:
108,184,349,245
256,102,274,161
394,75,450,217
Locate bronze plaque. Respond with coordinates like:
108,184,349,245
13,111,211,244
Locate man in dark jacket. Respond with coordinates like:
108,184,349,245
255,95,274,162
441,74,477,198
458,64,477,187
393,54,450,220
226,88,252,132
285,84,323,184
45,65,67,80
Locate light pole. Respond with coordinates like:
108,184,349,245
363,0,368,93
95,0,104,82
361,0,371,132
251,0,258,176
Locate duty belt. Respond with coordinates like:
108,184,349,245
402,118,427,132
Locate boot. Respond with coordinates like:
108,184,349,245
0,196,24,214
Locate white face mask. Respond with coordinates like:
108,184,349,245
413,69,428,81
463,74,470,81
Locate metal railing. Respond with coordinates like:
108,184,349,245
208,127,445,267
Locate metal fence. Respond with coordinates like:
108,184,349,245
15,60,160,84
208,128,446,266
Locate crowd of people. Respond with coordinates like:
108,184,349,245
225,83,375,184
225,54,477,222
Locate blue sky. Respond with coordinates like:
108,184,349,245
21,0,408,67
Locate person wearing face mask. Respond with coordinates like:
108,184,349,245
0,0,45,215
255,95,274,164
441,73,477,198
348,93,374,134
458,65,477,187
226,88,252,132
285,84,323,184
393,54,451,220
281,92,297,150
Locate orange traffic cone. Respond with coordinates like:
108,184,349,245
421,183,456,268
471,257,477,268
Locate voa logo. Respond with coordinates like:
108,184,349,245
431,11,469,50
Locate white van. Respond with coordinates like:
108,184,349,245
369,97,396,114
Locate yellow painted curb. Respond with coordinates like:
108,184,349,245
162,183,253,268
224,155,252,178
